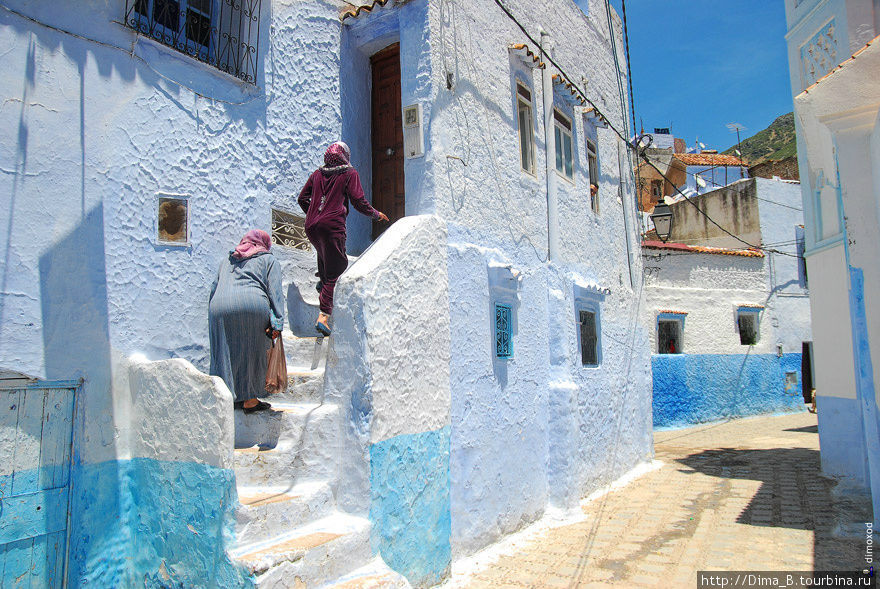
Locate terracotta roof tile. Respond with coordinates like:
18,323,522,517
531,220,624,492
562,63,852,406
341,0,391,21
642,240,764,258
673,153,745,167
510,43,546,69
658,309,688,315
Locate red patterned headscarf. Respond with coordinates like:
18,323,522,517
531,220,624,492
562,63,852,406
232,229,271,259
322,141,352,171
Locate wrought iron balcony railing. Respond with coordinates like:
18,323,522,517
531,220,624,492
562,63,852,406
123,0,261,85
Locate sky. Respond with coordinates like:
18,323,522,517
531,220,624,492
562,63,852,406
607,0,794,152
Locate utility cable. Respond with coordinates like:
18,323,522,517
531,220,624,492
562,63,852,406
491,1,802,260
640,152,802,259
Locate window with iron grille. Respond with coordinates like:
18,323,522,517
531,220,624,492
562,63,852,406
737,311,759,346
271,209,310,250
124,0,262,85
495,303,513,359
579,308,599,366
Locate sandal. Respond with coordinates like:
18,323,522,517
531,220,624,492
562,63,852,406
243,400,272,414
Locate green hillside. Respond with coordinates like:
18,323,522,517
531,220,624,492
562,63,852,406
722,112,797,165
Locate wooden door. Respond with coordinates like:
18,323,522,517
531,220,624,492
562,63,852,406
371,43,405,240
0,384,76,588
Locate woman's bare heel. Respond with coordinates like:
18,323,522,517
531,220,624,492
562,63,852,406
316,312,332,336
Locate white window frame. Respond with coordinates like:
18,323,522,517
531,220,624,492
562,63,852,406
516,82,536,176
587,138,599,213
553,109,574,181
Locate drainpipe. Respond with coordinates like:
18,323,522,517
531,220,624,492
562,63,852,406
541,30,559,262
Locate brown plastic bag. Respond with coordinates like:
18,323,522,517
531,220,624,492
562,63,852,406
265,335,287,395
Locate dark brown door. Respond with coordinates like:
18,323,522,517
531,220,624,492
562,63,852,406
371,43,404,240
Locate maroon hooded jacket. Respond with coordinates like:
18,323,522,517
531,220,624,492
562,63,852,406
297,168,380,234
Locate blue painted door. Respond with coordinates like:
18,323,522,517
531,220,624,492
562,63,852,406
0,385,76,588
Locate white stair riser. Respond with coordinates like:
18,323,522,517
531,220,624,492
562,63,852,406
236,485,334,547
234,407,341,486
251,525,372,589
283,335,327,371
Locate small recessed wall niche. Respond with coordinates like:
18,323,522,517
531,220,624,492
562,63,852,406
157,194,189,245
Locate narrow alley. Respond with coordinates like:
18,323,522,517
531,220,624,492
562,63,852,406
446,413,871,588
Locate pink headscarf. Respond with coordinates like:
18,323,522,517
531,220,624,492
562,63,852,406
232,229,271,259
322,141,352,171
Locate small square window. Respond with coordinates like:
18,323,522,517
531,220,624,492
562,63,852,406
157,196,188,244
657,319,682,354
516,83,536,175
554,109,574,180
579,308,599,366
271,208,310,250
737,311,759,345
495,303,513,359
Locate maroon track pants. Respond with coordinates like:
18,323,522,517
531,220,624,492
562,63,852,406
306,225,348,315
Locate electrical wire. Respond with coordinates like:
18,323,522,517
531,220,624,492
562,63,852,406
491,0,804,261
640,152,803,259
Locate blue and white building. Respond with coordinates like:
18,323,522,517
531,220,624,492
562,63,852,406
784,0,880,526
0,0,652,586
643,177,813,428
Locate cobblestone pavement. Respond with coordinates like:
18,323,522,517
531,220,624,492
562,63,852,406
456,412,871,588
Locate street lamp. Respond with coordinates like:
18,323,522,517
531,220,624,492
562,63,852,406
650,202,673,242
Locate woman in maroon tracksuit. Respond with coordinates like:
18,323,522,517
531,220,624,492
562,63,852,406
298,142,388,335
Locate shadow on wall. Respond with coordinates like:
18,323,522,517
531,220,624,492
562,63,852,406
38,203,125,585
287,281,319,337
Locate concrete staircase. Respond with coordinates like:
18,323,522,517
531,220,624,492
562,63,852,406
229,330,409,588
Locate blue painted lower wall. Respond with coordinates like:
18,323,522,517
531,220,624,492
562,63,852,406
68,458,249,588
369,426,451,587
652,353,806,428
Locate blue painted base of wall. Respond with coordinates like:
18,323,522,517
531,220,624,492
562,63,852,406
652,353,806,428
816,395,869,487
369,427,451,587
68,458,250,588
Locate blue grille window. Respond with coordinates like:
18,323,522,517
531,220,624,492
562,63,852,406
495,303,513,359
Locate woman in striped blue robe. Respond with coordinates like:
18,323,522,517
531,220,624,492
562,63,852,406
209,229,284,413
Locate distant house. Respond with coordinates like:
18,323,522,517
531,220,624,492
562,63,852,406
635,130,747,212
643,177,812,428
673,151,748,196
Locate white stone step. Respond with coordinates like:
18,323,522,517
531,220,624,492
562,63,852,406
271,368,325,404
282,331,327,371
232,513,372,588
234,403,340,486
235,401,330,448
236,481,334,548
319,557,411,589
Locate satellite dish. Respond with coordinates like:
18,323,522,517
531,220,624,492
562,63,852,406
735,149,742,156
695,175,707,188
698,142,706,150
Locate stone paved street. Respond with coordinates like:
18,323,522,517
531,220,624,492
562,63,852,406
448,412,871,588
